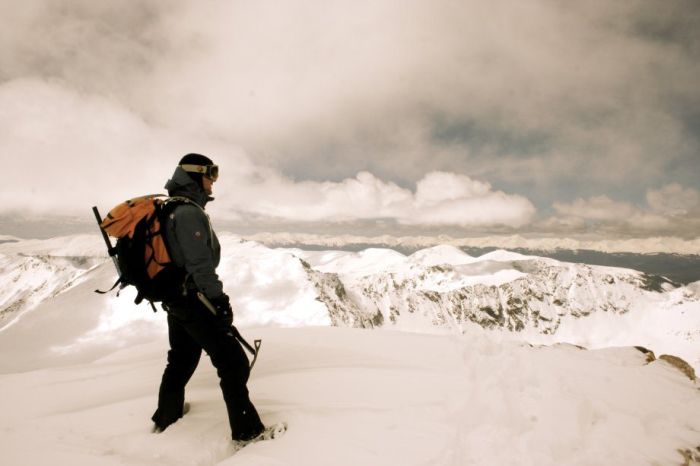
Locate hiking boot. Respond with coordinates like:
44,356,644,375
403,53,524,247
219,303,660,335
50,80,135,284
234,422,287,447
151,402,190,433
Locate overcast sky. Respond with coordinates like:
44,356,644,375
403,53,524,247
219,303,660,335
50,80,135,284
1,0,699,245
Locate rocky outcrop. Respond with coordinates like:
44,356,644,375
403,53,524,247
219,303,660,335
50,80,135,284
300,259,383,328
658,354,696,381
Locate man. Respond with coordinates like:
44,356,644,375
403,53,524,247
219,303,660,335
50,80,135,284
151,153,265,442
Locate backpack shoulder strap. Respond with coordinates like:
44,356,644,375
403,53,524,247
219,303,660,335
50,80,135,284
160,196,210,226
164,196,204,210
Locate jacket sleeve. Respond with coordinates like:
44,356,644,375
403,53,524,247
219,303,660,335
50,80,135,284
171,205,224,299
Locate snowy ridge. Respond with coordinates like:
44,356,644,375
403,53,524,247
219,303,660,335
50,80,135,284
293,244,693,334
0,235,106,329
340,258,661,333
290,244,700,370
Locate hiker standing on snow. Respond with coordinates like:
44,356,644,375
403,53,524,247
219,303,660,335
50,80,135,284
151,153,265,442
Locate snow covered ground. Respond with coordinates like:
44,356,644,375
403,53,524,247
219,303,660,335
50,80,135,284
1,324,699,465
0,235,699,465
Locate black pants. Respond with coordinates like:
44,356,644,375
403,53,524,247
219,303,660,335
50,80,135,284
151,295,264,441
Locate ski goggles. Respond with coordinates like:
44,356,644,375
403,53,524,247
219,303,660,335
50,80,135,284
180,163,219,181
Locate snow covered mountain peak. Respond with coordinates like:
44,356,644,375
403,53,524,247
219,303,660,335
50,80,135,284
476,248,537,262
407,244,476,267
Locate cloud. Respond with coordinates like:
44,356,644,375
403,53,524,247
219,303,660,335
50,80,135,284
1,0,699,242
0,78,157,215
553,196,638,222
0,78,252,216
125,0,700,191
0,1,174,95
646,183,700,216
7,0,697,190
547,185,700,236
218,171,535,228
0,78,533,228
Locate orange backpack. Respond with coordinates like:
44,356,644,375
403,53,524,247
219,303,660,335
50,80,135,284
94,195,189,309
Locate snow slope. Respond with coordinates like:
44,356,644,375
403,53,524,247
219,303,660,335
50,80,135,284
1,325,699,465
0,235,105,329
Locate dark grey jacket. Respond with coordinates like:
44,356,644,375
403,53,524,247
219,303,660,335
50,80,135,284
163,167,224,299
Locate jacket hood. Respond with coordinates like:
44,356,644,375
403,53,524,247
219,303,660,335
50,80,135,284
164,166,213,207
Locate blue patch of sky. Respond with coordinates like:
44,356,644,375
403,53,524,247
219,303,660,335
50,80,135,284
430,117,553,159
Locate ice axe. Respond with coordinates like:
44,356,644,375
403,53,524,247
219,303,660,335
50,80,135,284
92,206,121,276
197,292,262,370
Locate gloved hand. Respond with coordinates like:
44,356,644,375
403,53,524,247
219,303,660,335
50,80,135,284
210,293,233,327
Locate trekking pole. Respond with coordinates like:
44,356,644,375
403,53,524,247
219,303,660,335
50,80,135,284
92,206,121,275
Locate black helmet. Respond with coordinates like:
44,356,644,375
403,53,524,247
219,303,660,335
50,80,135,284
178,153,218,188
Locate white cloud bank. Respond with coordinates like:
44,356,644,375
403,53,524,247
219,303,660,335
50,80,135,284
221,171,535,227
0,79,532,229
547,184,700,236
647,184,700,217
0,0,698,246
0,76,695,245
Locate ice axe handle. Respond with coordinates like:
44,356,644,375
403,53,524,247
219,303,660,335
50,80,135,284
197,292,219,316
92,206,120,275
197,292,261,369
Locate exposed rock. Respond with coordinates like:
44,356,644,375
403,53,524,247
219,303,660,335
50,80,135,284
678,446,700,466
634,346,656,364
658,355,696,381
302,260,382,328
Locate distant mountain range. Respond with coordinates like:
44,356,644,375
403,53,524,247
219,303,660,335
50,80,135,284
288,245,694,327
287,244,699,369
262,241,700,285
4,233,700,283
465,247,700,285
